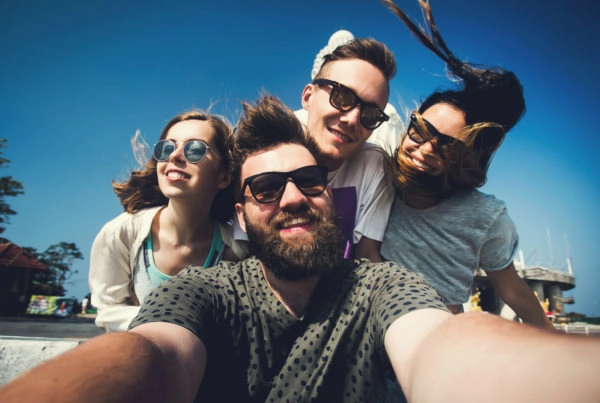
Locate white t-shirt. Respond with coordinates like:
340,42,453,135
325,142,394,257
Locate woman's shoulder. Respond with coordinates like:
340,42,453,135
447,189,509,228
95,206,161,241
453,189,506,209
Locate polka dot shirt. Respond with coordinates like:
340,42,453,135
130,257,445,402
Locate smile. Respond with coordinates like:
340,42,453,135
329,127,352,143
410,156,437,174
166,171,190,179
280,217,311,229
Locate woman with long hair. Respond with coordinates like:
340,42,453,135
380,0,554,330
89,110,246,332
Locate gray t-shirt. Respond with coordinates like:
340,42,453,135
380,189,518,305
130,257,445,402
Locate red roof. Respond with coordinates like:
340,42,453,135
0,241,47,271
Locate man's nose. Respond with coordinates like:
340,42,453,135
279,179,308,207
339,104,362,127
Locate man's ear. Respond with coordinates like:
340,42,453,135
301,83,315,110
235,203,247,233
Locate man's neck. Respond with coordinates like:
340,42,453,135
260,264,321,318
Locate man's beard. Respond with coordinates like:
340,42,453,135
244,204,345,281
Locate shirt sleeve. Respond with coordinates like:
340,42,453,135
89,213,141,332
479,206,518,271
367,261,447,343
352,145,394,243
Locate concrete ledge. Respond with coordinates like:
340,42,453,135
555,322,600,336
0,336,85,385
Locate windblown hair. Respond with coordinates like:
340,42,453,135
233,94,319,196
382,0,525,195
315,37,397,84
112,110,236,223
393,111,504,198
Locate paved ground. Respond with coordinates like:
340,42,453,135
0,315,104,339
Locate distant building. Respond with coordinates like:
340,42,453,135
466,253,576,321
0,239,48,316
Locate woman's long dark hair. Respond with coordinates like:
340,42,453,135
382,0,526,195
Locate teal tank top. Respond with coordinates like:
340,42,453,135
144,222,224,287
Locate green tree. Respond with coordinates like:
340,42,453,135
0,139,25,234
0,139,84,298
24,242,83,296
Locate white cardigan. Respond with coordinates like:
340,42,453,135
89,206,246,332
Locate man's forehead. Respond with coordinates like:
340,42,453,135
321,59,389,106
241,144,317,178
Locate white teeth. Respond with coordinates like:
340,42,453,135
285,217,310,227
412,159,429,170
167,171,189,179
410,156,436,173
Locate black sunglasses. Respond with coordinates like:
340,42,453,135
240,165,329,204
313,78,389,130
153,139,214,164
407,113,457,153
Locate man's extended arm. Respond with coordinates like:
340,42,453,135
385,310,600,403
0,322,206,403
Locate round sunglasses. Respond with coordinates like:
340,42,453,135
313,78,389,130
153,139,213,164
240,165,329,204
407,113,458,154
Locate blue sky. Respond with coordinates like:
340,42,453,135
1,0,599,316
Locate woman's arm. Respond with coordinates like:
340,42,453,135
89,218,140,332
486,262,555,330
354,236,383,262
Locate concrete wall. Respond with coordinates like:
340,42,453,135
0,336,83,385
